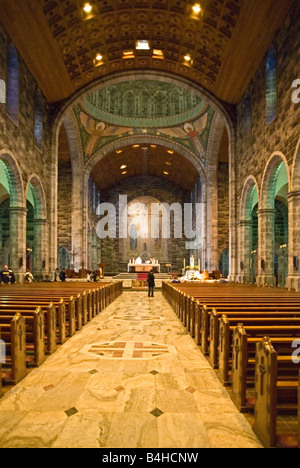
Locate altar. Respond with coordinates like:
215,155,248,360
127,264,160,273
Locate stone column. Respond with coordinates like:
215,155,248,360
237,219,253,283
34,218,49,280
206,167,218,271
9,206,27,282
286,191,300,291
256,209,276,286
228,140,238,282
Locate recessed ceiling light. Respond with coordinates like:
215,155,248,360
152,49,164,59
184,54,192,62
167,150,174,155
116,150,123,154
123,50,135,59
132,145,140,148
163,171,169,176
120,165,127,170
192,4,201,14
136,40,150,50
122,171,127,175
151,145,157,149
83,3,92,13
165,161,172,166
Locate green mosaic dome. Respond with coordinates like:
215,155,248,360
82,80,207,128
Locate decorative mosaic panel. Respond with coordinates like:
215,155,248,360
80,341,177,360
73,95,215,166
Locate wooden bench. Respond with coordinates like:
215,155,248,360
231,324,299,412
212,311,300,373
0,307,45,368
200,305,300,359
0,303,57,355
0,313,27,386
252,337,300,448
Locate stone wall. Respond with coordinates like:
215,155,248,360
57,161,72,252
236,1,300,196
218,162,229,262
0,23,52,206
100,175,191,274
236,0,300,288
0,23,53,276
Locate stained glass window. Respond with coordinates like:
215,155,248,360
34,89,43,150
242,93,252,148
266,45,277,125
6,44,19,123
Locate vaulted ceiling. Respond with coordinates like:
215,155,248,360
0,0,293,105
90,143,200,191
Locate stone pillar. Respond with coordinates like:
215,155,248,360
228,140,238,282
34,218,49,280
206,167,218,271
9,206,27,282
256,209,276,287
48,157,58,274
286,191,300,291
237,219,253,283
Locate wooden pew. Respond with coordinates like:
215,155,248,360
252,337,299,448
0,314,27,385
0,308,45,368
0,303,57,355
217,314,300,385
231,324,299,412
201,305,300,359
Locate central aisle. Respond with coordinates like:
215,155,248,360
0,292,262,448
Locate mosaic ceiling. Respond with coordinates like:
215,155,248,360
73,79,216,167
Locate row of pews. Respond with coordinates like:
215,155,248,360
0,281,123,396
163,281,300,448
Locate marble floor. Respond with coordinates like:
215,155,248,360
0,292,262,449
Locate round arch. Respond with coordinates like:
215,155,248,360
25,174,47,219
257,152,290,287
291,137,300,192
85,134,207,197
25,174,48,278
260,152,291,209
240,175,260,220
0,150,24,208
50,70,236,272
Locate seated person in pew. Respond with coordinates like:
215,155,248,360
0,265,15,285
24,269,34,284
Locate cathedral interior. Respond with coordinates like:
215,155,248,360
0,0,299,450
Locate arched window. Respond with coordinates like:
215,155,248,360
242,93,252,148
6,44,19,123
266,45,277,125
34,89,43,150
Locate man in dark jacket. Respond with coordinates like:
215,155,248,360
147,269,155,297
59,269,66,282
